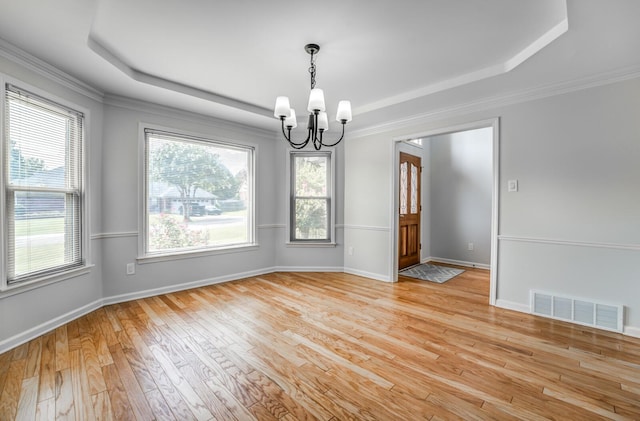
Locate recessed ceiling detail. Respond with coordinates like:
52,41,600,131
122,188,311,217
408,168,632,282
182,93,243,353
87,0,567,120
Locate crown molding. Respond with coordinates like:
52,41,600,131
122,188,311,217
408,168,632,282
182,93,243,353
350,63,640,139
0,37,104,102
353,15,569,115
103,93,277,139
88,35,272,118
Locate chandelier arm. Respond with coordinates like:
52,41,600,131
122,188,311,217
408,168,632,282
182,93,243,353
317,122,346,148
280,118,291,140
290,140,309,150
281,118,311,148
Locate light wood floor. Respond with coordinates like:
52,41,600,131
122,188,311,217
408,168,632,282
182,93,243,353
1,269,640,420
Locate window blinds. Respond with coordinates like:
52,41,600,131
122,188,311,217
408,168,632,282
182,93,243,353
4,85,84,283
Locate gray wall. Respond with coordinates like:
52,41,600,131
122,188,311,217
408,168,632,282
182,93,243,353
0,54,104,349
99,102,278,300
427,128,492,266
344,76,640,334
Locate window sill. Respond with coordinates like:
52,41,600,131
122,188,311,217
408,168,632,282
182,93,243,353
138,243,260,264
0,264,95,299
285,242,337,248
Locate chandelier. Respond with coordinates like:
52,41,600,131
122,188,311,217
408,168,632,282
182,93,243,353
274,43,352,150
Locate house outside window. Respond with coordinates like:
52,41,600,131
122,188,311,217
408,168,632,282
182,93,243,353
3,84,85,286
289,151,334,243
143,129,254,257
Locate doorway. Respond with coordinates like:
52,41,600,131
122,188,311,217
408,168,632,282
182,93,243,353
391,118,499,305
398,152,421,269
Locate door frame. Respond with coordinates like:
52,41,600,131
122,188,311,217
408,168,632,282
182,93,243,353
390,118,500,306
398,151,422,270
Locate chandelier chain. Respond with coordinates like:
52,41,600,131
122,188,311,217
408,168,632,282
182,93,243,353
308,51,317,89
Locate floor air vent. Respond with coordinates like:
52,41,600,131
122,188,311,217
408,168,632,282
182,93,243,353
531,290,623,332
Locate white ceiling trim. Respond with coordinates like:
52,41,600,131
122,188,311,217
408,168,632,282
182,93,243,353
354,17,569,116
87,35,272,118
103,94,276,139
350,62,640,139
0,38,104,102
504,16,569,73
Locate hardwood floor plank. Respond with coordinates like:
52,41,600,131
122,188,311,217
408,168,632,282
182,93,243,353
23,337,42,379
34,397,55,421
0,359,26,421
87,311,114,366
78,331,107,396
182,336,258,409
37,332,56,402
148,343,213,420
109,343,156,420
91,390,115,421
101,363,136,421
14,376,38,420
54,368,75,420
0,352,13,396
94,308,120,348
227,345,335,420
11,343,29,361
143,388,176,421
122,347,157,393
0,269,639,420
69,349,97,421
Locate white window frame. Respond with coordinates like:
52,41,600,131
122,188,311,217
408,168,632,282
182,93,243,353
138,124,257,262
286,149,336,246
0,76,91,294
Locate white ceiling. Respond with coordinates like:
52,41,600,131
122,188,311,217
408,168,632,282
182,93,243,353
0,0,639,132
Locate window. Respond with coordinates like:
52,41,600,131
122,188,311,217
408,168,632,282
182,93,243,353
143,129,254,256
290,151,333,242
3,84,85,285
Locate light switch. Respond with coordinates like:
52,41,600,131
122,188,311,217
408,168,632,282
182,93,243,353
508,179,518,192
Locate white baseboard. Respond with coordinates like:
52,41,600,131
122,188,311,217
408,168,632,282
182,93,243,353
103,267,276,306
272,266,344,273
0,299,103,355
343,267,392,282
495,299,531,314
624,326,640,338
423,256,490,270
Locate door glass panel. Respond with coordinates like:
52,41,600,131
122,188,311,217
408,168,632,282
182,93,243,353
400,162,408,214
410,163,418,214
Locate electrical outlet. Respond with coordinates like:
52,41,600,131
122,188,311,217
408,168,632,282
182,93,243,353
126,263,135,275
508,179,519,192
468,242,474,251
348,246,354,256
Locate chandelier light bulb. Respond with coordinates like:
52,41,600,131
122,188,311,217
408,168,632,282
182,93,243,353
317,112,329,131
307,88,326,112
284,108,297,129
336,100,352,123
274,96,291,118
